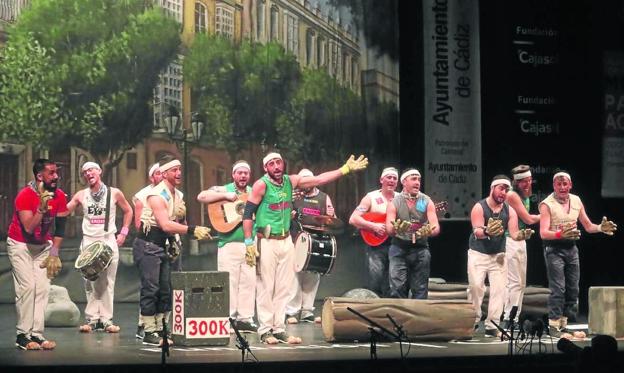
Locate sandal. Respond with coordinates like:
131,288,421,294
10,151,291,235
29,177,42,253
272,332,302,344
30,335,56,350
260,331,279,345
79,322,98,333
16,334,40,350
102,321,120,333
286,316,299,324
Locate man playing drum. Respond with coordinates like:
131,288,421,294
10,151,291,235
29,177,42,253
7,159,69,350
243,152,368,344
66,161,133,333
197,160,258,333
286,168,336,324
385,168,440,299
134,155,211,346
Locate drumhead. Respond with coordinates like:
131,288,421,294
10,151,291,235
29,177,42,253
294,231,311,272
75,241,111,269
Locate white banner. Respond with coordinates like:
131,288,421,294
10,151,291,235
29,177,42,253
423,0,482,219
602,51,624,198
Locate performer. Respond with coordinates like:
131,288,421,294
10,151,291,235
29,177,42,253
502,165,540,328
385,168,440,299
243,153,368,344
468,175,534,337
348,167,399,297
133,155,212,346
197,160,258,333
132,163,163,339
286,169,335,324
7,159,69,350
66,162,133,333
539,171,616,337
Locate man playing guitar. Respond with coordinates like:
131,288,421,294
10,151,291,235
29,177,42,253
197,160,258,333
348,167,399,297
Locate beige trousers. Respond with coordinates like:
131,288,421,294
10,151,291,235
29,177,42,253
218,242,257,322
7,237,51,338
286,271,320,318
467,249,508,331
80,234,119,324
504,237,527,321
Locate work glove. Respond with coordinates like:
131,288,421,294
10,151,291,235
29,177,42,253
415,223,436,239
560,223,581,240
193,226,212,240
514,228,535,241
340,155,369,175
245,242,259,267
485,218,504,237
598,216,617,236
40,255,62,279
37,182,54,213
392,219,412,235
175,202,186,221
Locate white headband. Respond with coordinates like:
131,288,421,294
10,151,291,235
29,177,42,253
553,172,571,182
400,169,421,182
491,178,512,189
232,161,251,172
82,161,101,172
148,163,160,177
380,167,398,179
263,152,282,166
298,168,314,178
513,170,532,180
159,159,181,173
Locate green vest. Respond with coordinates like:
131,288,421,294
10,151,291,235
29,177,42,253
255,175,292,236
217,183,254,247
519,196,530,229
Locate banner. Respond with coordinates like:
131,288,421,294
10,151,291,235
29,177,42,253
602,51,624,198
423,0,481,219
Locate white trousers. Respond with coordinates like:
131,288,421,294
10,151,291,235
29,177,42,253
7,238,51,338
286,271,320,318
80,234,119,324
504,237,527,321
255,237,295,336
467,249,508,331
217,242,257,322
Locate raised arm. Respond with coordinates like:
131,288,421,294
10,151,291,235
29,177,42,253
197,185,237,204
506,191,539,225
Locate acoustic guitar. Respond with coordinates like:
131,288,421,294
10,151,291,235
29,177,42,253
207,194,248,234
360,201,448,246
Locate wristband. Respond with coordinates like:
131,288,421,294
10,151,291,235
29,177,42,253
555,230,562,239
187,225,196,236
244,238,254,246
482,226,489,237
49,246,60,257
340,164,350,175
120,226,129,236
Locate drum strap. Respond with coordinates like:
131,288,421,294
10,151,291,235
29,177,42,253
104,187,111,233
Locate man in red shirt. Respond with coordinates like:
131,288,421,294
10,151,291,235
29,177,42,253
6,159,69,350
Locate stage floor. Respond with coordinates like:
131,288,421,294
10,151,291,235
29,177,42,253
0,303,620,372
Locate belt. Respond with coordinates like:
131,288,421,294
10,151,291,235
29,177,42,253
256,232,290,240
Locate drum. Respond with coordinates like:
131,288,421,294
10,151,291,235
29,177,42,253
294,231,337,275
75,241,114,281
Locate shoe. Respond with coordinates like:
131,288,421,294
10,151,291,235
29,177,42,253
300,315,315,323
260,331,278,344
235,320,258,333
136,325,145,339
94,321,105,332
102,320,120,333
143,332,163,346
272,332,302,344
29,335,56,350
15,334,40,350
79,321,99,333
484,328,501,338
286,316,299,324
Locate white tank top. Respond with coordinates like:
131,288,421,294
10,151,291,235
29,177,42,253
366,189,397,214
141,181,184,229
81,186,116,237
540,193,582,231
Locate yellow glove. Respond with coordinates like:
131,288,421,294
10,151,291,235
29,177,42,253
415,223,437,239
245,242,259,267
598,216,617,236
175,202,186,221
340,155,369,175
392,219,412,235
485,218,504,237
560,223,581,240
514,228,535,241
37,182,54,212
39,255,62,279
193,226,212,240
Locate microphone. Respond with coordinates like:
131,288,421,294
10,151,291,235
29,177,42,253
534,319,544,338
508,306,518,324
523,319,533,337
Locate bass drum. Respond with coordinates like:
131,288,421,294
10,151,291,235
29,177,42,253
293,231,337,275
75,241,113,281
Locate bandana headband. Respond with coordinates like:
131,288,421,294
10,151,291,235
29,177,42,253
232,161,251,172
491,178,512,189
513,170,531,180
159,159,182,173
553,172,571,182
263,152,282,166
400,169,421,182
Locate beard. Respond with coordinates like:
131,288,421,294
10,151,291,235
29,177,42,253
43,180,58,192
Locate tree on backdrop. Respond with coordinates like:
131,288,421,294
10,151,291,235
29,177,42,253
0,0,180,178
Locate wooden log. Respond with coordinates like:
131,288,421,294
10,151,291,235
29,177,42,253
589,286,624,337
322,297,475,342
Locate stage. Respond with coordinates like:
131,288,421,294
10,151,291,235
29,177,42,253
0,303,621,373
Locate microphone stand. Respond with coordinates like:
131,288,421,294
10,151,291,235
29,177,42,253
229,318,258,364
161,316,170,366
347,307,400,360
386,313,407,358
